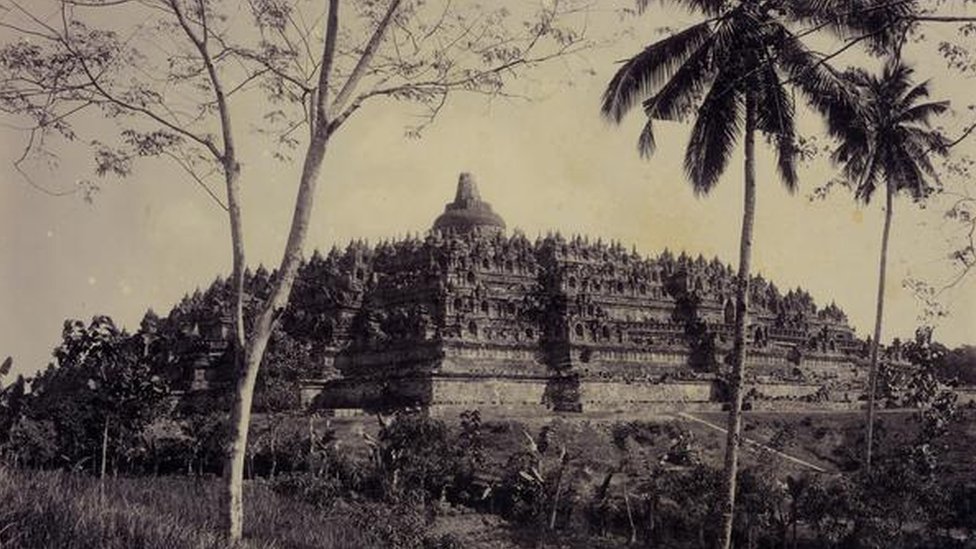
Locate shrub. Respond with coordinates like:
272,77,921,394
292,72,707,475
271,472,345,511
349,500,429,549
367,411,487,505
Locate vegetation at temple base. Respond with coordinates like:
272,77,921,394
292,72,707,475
2,312,976,547
2,407,976,548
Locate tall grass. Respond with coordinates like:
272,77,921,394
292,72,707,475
0,467,371,548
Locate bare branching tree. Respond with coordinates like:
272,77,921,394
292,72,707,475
0,0,591,538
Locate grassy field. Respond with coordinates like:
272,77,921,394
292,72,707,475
0,468,370,549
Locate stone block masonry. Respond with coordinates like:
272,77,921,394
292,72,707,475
294,173,869,414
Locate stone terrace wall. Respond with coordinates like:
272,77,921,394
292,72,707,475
430,376,549,409
578,380,716,412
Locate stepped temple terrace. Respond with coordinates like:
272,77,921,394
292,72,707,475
159,173,883,414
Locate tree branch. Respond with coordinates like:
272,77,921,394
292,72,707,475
11,127,80,197
167,0,230,163
945,119,976,150
328,0,403,120
314,0,339,130
912,15,976,23
161,149,229,211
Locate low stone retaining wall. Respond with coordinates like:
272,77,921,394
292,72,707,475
303,374,875,414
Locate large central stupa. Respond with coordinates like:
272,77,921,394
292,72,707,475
432,172,507,236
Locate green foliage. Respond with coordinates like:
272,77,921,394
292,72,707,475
177,410,229,477
601,0,878,193
248,413,313,478
0,467,369,549
938,345,976,385
254,329,311,413
6,316,169,473
3,417,58,469
875,328,962,476
281,250,345,352
349,501,430,549
832,62,950,206
0,369,27,454
270,472,345,511
372,412,465,502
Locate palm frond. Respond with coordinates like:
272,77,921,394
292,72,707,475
643,12,748,123
601,22,713,123
831,118,870,165
833,58,949,206
642,39,716,122
638,117,657,158
638,0,728,17
684,68,742,194
898,100,950,127
901,79,932,108
783,0,916,53
890,142,931,200
755,64,798,190
773,27,858,140
902,138,938,179
902,125,950,156
880,60,914,97
853,148,882,204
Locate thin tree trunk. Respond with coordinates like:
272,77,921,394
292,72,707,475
648,496,656,543
624,491,637,544
222,0,403,538
220,112,249,542
99,416,110,503
223,129,333,540
270,429,278,480
865,182,894,472
172,0,249,537
100,416,110,481
791,508,798,549
549,456,567,530
792,503,800,549
719,91,758,549
308,414,315,466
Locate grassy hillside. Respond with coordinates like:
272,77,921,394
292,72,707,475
0,468,369,549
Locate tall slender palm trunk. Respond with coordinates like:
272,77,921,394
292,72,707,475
864,182,894,472
719,92,757,549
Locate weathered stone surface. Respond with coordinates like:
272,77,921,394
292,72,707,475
295,174,869,413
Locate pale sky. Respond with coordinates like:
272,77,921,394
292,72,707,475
1,2,974,378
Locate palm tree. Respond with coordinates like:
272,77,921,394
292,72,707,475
599,1,905,546
830,60,949,472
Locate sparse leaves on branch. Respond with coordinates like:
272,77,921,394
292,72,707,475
0,0,592,196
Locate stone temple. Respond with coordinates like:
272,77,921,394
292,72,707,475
298,173,868,414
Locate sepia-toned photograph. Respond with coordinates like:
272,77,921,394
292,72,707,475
1,0,974,547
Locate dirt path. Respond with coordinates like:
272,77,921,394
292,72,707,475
675,412,829,473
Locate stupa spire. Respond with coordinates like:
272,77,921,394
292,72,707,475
432,172,506,235
454,172,482,203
